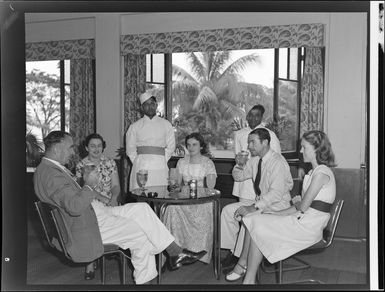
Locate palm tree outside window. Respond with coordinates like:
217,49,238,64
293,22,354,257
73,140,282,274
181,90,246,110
145,47,304,159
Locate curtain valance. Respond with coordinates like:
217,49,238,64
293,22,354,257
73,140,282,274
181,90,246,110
120,23,324,55
26,39,95,61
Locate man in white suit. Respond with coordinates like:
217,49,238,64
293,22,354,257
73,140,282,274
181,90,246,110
220,104,281,272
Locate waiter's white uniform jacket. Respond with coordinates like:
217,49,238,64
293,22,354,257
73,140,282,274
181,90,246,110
233,124,281,200
126,115,175,191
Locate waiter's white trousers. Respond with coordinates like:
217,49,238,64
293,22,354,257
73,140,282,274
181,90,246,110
92,201,175,284
220,198,255,257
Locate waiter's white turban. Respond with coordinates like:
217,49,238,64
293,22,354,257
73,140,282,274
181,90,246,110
139,91,154,105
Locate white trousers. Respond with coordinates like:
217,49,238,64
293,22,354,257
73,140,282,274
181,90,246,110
92,201,175,284
220,198,255,257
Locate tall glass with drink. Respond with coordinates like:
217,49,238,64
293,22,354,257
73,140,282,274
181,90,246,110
136,169,148,192
236,150,249,167
168,168,180,193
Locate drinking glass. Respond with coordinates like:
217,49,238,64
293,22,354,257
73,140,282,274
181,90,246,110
168,168,180,192
169,168,179,185
206,174,216,190
236,150,249,167
83,163,96,175
136,169,148,192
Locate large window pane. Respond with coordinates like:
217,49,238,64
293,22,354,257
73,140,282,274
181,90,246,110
172,49,274,158
145,54,166,117
64,84,70,132
146,54,151,82
26,60,61,142
64,60,71,133
26,60,71,169
152,54,164,83
278,80,298,152
289,48,298,80
279,48,288,79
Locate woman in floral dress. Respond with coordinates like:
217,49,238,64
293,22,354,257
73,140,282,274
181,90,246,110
163,132,217,266
75,133,121,279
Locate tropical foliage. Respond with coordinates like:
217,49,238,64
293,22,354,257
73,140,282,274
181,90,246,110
26,69,69,139
170,51,273,154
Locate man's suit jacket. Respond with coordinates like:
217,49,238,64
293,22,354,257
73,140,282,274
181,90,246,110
34,158,104,263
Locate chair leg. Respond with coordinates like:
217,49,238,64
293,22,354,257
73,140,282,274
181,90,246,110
276,258,323,284
262,256,311,274
256,267,261,283
122,254,126,285
102,256,106,284
278,260,283,284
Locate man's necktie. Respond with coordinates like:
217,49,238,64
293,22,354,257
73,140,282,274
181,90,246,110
254,158,262,196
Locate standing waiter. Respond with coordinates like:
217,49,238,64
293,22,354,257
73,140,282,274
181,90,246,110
126,91,175,191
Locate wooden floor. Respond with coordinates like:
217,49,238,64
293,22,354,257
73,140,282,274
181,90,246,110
26,207,368,289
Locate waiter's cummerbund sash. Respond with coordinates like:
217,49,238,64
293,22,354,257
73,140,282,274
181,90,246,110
137,146,165,155
310,200,332,213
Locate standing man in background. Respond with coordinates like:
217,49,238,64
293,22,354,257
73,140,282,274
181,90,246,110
126,91,175,191
221,104,281,273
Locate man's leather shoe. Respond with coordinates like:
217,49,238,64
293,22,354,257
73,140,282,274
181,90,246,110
168,249,207,271
84,270,95,280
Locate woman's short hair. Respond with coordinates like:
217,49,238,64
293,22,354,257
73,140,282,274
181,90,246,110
185,132,208,155
84,133,106,150
302,130,337,167
43,131,71,151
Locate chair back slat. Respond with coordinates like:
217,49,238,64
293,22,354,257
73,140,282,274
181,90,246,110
34,201,72,259
50,208,72,258
322,199,344,244
34,201,59,249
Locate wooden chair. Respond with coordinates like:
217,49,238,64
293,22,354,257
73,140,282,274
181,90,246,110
34,201,132,284
261,199,345,284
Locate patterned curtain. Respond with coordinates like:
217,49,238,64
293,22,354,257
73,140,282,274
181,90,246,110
70,59,95,155
25,39,95,166
300,47,325,135
26,39,95,61
121,54,146,193
120,23,325,55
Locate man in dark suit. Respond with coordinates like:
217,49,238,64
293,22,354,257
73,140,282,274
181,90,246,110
34,131,206,284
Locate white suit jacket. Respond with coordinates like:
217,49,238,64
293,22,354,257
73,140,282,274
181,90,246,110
232,124,281,200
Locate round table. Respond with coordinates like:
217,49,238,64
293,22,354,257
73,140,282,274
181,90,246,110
131,185,221,282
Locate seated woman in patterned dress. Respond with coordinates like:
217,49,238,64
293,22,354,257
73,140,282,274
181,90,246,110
163,132,217,267
75,133,121,279
225,130,337,284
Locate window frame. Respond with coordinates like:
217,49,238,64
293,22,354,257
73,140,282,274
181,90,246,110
147,48,305,160
26,59,70,136
273,47,305,159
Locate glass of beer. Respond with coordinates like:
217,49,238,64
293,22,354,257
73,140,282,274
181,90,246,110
136,169,148,192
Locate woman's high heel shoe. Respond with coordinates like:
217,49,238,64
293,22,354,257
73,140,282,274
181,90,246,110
225,263,247,282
